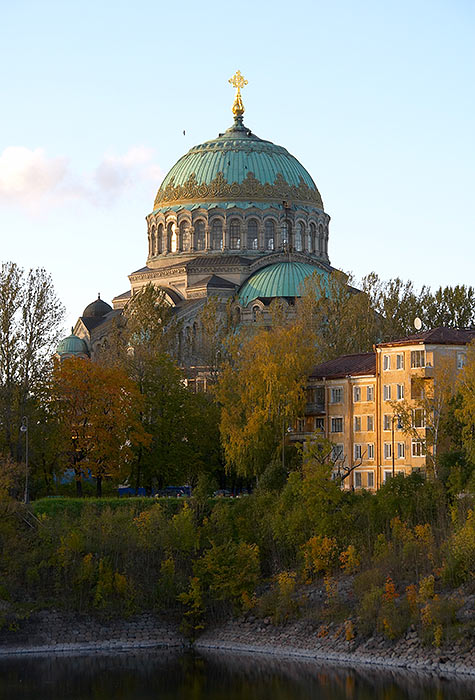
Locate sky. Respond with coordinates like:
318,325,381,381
1,0,474,333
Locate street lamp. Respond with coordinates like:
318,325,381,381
20,416,29,504
391,414,396,479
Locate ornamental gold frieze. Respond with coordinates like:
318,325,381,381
154,171,324,210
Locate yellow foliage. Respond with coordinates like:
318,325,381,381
433,624,443,648
383,576,398,602
339,545,360,574
344,619,355,641
418,574,435,602
302,535,337,579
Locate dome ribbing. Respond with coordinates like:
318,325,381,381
238,261,327,306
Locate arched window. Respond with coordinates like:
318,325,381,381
310,222,317,253
157,224,164,254
318,223,325,255
282,221,289,247
295,223,303,252
180,220,189,251
247,219,258,250
150,226,156,256
230,219,241,249
306,226,312,252
168,222,177,253
265,220,275,250
210,219,223,250
195,220,205,251
233,306,241,326
252,305,260,323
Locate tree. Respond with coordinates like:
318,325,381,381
216,300,316,478
361,273,425,342
0,262,64,458
457,341,475,469
295,271,379,360
390,356,457,479
422,285,475,329
48,357,149,496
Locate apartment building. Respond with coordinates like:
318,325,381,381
301,328,475,491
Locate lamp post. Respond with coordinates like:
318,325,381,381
20,416,29,504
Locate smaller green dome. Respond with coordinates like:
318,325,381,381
238,261,327,306
57,330,89,357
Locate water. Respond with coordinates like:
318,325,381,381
0,649,473,699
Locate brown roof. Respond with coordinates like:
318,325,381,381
310,352,376,380
377,327,475,348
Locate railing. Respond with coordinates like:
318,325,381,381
305,402,325,414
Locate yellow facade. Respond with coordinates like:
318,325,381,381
303,334,471,491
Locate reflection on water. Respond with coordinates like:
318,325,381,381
0,649,473,700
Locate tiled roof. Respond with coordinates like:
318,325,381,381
378,327,475,347
187,274,236,290
310,352,376,379
112,290,131,300
187,255,251,269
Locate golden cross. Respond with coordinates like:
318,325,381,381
229,70,248,93
228,70,248,117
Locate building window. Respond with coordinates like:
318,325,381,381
354,444,363,460
412,440,426,457
397,415,404,430
265,220,275,250
397,442,405,458
296,418,305,433
396,384,404,400
310,222,317,252
367,471,374,487
252,306,260,323
314,417,324,433
353,386,361,402
384,443,392,459
396,353,404,370
383,471,392,483
367,443,374,460
330,387,343,404
411,378,424,400
247,219,258,249
230,219,241,249
195,220,205,250
457,353,466,370
383,385,391,401
383,414,392,431
331,417,343,433
383,354,391,371
354,416,362,432
411,350,425,368
366,386,374,402
332,444,344,461
210,219,223,250
367,415,374,432
412,408,425,428
354,471,362,488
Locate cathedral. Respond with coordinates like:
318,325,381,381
59,73,339,360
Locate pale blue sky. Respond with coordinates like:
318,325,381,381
1,0,474,331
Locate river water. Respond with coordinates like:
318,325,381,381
0,649,474,699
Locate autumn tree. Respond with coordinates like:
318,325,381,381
295,271,379,360
457,341,475,470
0,262,64,458
216,299,316,478
47,357,149,496
390,356,457,479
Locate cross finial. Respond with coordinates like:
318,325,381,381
228,70,248,118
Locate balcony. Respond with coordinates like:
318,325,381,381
305,402,325,415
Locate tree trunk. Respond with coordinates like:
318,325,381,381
76,478,83,497
96,475,102,498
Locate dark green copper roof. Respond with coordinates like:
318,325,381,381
238,261,327,306
153,117,324,211
56,332,89,357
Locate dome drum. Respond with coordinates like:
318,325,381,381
146,206,330,262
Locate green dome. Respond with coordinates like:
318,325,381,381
56,331,89,357
238,261,327,307
154,118,324,211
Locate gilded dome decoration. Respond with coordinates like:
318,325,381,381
153,120,324,211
